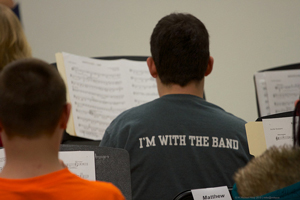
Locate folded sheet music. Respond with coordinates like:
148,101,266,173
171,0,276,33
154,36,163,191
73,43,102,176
56,52,159,140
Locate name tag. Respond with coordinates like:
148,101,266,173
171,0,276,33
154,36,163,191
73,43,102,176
191,186,232,200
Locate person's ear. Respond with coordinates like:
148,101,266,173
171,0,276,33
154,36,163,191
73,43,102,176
205,56,214,76
147,57,158,78
60,103,71,130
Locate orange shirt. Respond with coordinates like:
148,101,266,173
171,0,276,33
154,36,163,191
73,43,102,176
0,168,125,200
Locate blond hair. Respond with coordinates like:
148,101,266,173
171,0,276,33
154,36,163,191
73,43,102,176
234,145,300,197
0,4,31,70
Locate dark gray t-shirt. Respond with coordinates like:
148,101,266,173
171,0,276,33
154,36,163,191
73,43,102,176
100,94,252,200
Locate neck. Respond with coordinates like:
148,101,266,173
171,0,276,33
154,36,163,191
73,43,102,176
157,78,205,98
0,131,64,179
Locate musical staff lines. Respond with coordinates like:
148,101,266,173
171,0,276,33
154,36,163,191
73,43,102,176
130,69,149,75
255,69,300,116
274,83,300,92
62,52,159,140
72,67,121,79
59,151,96,181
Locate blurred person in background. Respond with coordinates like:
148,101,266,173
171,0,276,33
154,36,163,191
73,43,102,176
0,3,31,71
0,0,20,20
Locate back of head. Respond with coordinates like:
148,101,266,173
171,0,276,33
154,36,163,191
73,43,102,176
0,4,31,71
0,58,66,139
150,13,210,87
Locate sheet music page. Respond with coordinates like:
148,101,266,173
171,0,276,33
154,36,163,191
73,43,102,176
262,117,294,148
0,149,5,172
61,52,158,140
63,53,130,140
59,151,95,181
264,70,300,114
254,73,271,117
119,59,158,107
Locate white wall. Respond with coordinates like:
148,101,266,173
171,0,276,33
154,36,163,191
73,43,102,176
20,0,300,122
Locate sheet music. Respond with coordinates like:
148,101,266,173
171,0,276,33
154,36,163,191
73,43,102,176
62,52,158,140
262,117,295,148
122,60,158,106
59,151,96,181
255,70,300,117
254,73,271,116
265,70,300,114
0,149,5,172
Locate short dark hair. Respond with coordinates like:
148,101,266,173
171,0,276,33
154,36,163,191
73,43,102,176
150,13,210,86
0,58,66,138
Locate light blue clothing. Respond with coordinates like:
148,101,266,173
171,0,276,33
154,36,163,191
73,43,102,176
232,182,300,200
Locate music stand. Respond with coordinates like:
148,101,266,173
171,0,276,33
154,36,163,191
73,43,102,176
60,144,132,200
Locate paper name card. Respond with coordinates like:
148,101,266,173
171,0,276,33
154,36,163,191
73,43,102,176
192,186,232,200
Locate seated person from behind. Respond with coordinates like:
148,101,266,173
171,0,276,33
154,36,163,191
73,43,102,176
232,102,300,199
0,58,125,200
100,12,252,200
